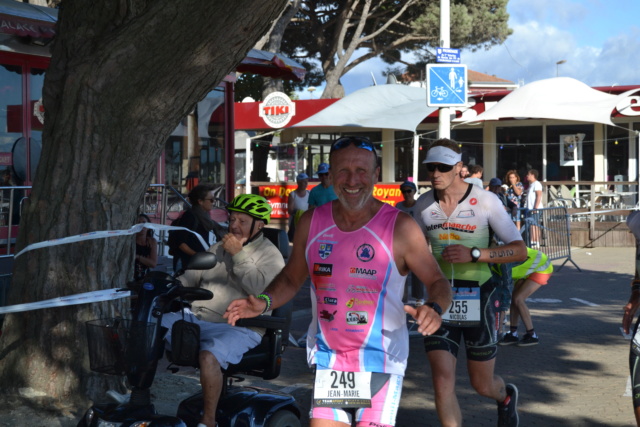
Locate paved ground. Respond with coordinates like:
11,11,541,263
2,246,637,426
154,246,640,426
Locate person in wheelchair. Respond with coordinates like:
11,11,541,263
162,194,285,427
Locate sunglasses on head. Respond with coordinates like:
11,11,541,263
330,136,377,158
426,163,455,173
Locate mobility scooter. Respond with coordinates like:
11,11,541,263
78,240,301,427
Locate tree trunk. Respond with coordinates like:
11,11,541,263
0,0,286,411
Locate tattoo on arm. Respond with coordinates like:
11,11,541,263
489,249,514,259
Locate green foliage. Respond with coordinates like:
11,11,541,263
277,0,512,94
235,64,325,102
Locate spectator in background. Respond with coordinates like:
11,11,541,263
308,162,337,208
464,164,484,188
134,214,158,281
396,180,425,306
488,178,517,218
525,169,543,247
459,164,469,181
171,183,221,271
287,173,310,242
504,170,525,230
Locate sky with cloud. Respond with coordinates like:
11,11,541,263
320,0,640,98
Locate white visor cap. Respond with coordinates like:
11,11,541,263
423,145,462,165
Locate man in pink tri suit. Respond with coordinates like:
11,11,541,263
225,136,452,427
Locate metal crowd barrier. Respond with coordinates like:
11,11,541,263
519,206,581,272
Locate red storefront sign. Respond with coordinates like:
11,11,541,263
259,183,405,219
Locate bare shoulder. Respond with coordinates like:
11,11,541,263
394,211,424,245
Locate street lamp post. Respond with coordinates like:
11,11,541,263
307,86,316,99
556,59,567,77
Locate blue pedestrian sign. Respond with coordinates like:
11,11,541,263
426,64,468,107
436,48,461,64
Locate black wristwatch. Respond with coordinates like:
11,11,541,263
425,302,443,316
470,247,481,263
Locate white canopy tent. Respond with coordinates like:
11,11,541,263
295,84,436,131
460,77,639,127
458,77,640,187
294,84,437,181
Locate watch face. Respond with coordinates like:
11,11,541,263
472,248,481,258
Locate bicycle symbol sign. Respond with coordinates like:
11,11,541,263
426,64,468,107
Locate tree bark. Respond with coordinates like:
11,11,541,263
0,0,286,411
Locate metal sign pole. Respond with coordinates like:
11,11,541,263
438,0,451,139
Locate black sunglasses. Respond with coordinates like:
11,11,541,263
426,163,455,173
330,136,377,158
401,189,415,194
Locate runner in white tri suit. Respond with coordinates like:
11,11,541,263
414,139,527,427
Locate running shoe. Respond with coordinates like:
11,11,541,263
498,331,519,346
497,383,519,427
517,333,539,347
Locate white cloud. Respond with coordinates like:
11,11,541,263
311,0,640,96
462,19,640,88
582,28,640,86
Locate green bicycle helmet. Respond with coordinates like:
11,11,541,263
227,194,272,224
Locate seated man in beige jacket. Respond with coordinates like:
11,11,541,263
162,194,285,427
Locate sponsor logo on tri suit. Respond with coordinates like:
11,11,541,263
456,209,475,218
345,297,374,308
322,233,334,238
425,222,477,233
313,263,333,276
319,310,337,322
470,198,478,205
356,243,375,262
345,328,365,333
318,243,334,259
317,284,336,292
438,232,460,240
349,266,377,279
346,311,368,324
346,285,379,294
323,297,338,305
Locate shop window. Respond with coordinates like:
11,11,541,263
497,126,543,182
165,138,182,188
546,124,594,181
28,68,45,182
606,124,630,182
451,128,483,168
0,63,23,172
393,131,415,181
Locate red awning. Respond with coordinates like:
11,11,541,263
0,0,57,40
236,49,306,82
